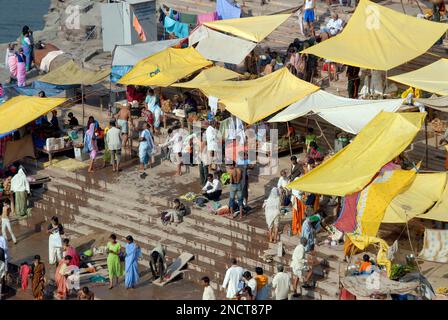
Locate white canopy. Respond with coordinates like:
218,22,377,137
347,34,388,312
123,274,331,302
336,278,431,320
268,90,403,134
189,25,256,65
112,39,182,67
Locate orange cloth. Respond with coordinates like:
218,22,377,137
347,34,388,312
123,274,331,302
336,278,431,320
292,196,306,235
314,194,320,211
133,16,147,41
254,274,269,290
358,261,372,273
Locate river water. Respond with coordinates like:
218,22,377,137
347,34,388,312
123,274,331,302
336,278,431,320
0,0,50,43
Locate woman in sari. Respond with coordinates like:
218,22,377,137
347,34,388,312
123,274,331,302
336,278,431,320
301,215,321,253
84,123,98,173
55,255,72,299
5,43,17,81
263,188,281,243
124,235,141,289
138,122,154,176
31,255,45,300
16,48,26,87
63,238,80,267
20,27,33,71
107,234,123,289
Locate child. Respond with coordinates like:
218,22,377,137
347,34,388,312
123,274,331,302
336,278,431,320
78,286,95,300
19,262,31,290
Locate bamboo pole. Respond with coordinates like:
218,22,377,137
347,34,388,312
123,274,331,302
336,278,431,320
425,116,429,169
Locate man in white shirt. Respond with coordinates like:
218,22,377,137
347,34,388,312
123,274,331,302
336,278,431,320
321,12,344,36
272,264,291,300
291,238,311,297
159,127,187,176
202,174,222,201
106,120,122,172
201,276,216,300
222,258,244,299
243,271,257,300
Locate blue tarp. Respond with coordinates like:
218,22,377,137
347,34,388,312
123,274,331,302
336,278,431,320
110,65,133,83
216,0,241,20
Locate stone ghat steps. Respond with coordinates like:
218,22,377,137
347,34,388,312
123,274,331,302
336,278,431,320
38,185,343,276
34,192,340,299
44,167,346,265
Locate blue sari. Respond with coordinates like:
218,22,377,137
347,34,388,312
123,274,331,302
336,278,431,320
125,242,141,288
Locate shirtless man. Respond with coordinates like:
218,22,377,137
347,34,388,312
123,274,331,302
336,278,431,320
228,162,244,220
115,104,132,157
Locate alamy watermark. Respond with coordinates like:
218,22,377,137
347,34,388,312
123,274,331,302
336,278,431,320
167,123,279,176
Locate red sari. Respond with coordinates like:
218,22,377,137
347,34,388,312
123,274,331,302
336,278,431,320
64,246,80,267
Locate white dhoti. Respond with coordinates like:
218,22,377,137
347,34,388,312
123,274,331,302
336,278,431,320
49,232,62,265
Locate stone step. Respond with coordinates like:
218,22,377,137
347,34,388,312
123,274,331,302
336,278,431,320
41,183,344,272
61,211,339,299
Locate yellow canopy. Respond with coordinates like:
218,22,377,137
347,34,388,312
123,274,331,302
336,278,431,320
172,66,241,88
421,179,448,222
192,68,319,124
287,112,425,196
0,96,67,134
301,0,448,70
38,60,110,86
355,169,416,236
388,59,448,96
347,234,391,276
118,47,212,87
383,173,447,223
203,14,291,43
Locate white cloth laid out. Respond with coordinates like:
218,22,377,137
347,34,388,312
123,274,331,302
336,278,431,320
40,50,64,72
10,168,30,193
222,265,244,299
419,229,448,263
208,96,219,115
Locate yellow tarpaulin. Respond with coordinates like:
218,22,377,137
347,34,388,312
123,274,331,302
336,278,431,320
301,0,448,70
38,60,110,85
383,173,447,223
203,14,291,43
420,179,448,222
172,66,241,88
287,112,425,196
118,47,212,87
388,59,448,96
355,169,416,236
347,234,391,276
0,96,67,134
191,68,319,124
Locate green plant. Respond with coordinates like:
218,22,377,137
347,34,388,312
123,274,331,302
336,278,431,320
390,263,413,280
